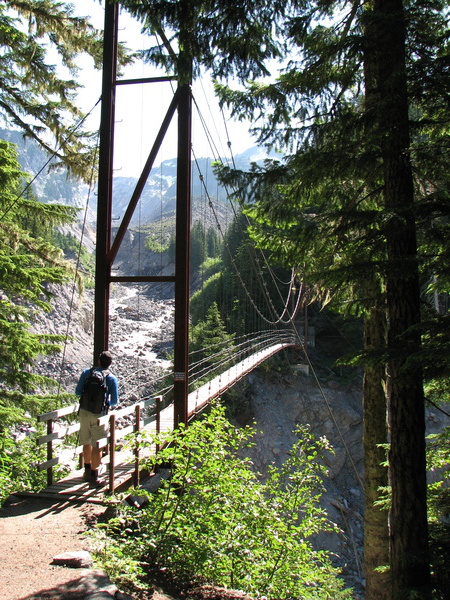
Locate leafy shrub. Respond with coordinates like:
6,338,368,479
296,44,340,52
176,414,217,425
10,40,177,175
427,425,450,523
0,431,72,504
96,404,351,599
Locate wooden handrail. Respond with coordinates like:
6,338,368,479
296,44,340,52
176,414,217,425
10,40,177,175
38,403,79,422
36,396,163,493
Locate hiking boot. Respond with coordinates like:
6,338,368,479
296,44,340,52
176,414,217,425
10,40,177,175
88,469,103,489
83,465,91,482
88,477,104,489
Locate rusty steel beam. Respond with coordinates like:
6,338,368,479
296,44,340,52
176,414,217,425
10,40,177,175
93,0,119,361
173,81,192,429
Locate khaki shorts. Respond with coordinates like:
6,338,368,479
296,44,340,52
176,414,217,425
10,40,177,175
79,408,107,446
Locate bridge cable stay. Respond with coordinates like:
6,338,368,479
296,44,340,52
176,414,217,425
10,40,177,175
191,91,365,496
189,160,298,377
192,145,301,330
217,102,307,324
192,97,303,327
56,133,101,392
134,44,148,403
219,120,304,325
0,98,102,222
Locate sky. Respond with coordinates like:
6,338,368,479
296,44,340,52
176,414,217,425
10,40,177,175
74,0,258,178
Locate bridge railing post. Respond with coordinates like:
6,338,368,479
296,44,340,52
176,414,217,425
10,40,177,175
46,419,53,487
108,413,116,493
155,396,162,455
134,403,141,486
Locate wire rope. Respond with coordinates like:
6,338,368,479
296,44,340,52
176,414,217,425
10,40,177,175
192,147,300,328
56,134,100,389
0,98,102,221
192,94,301,326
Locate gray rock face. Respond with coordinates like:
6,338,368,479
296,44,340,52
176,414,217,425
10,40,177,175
240,369,365,593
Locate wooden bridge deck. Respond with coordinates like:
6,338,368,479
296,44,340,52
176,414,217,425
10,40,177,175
27,341,295,503
19,453,137,504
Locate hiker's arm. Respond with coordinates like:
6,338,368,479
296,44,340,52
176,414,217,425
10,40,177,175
108,375,119,407
75,369,89,396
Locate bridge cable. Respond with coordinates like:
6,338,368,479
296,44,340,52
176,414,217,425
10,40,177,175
192,145,299,329
56,134,101,393
193,91,364,494
192,95,302,326
0,98,102,222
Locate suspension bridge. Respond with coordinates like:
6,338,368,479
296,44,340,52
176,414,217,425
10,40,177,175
28,2,307,503
33,329,300,502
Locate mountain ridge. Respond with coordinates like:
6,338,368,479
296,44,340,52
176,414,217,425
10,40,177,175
0,127,269,228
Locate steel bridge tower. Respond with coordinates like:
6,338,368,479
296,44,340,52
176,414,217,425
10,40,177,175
93,2,191,428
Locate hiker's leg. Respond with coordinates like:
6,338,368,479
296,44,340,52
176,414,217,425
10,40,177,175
83,444,92,464
79,410,93,463
91,417,107,470
91,447,102,470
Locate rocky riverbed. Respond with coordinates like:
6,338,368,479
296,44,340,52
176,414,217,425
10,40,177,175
32,282,174,402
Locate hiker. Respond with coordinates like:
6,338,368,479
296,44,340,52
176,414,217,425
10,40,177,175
75,350,119,488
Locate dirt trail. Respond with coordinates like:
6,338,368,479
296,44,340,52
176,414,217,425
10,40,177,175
0,495,108,600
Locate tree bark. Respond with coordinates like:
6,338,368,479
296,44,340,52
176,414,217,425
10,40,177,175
362,11,391,596
363,293,391,599
374,0,431,596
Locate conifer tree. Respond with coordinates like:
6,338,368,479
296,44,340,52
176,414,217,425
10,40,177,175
0,139,77,429
214,1,449,597
1,1,120,179
190,220,207,273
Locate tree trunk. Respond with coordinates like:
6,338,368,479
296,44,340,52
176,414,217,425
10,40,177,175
374,0,431,596
362,11,391,598
363,294,391,599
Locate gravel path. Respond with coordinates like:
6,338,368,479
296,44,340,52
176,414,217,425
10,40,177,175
0,495,112,600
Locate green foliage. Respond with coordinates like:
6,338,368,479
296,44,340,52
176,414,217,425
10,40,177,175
0,1,109,179
142,217,178,255
191,221,223,276
52,230,95,279
190,271,222,326
120,0,286,82
206,226,221,258
97,405,351,599
189,302,235,388
0,432,46,503
190,220,207,273
426,424,450,524
200,256,222,279
144,237,169,254
0,140,79,434
0,417,73,504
